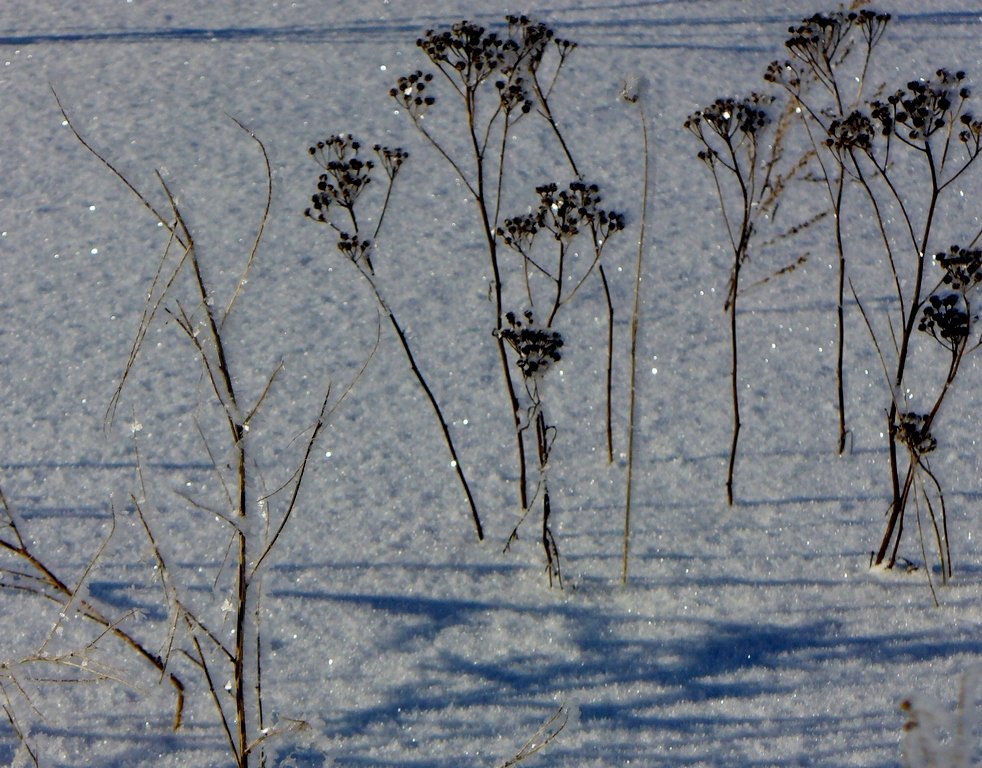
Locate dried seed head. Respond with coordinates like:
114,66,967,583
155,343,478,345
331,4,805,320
495,311,564,379
827,111,874,154
872,69,971,141
937,245,982,291
391,70,436,116
898,413,937,455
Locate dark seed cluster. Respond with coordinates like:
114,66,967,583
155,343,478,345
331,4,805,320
826,111,875,154
684,94,772,160
506,14,575,72
851,9,891,46
784,11,852,70
496,310,564,378
375,144,409,180
496,75,534,114
305,135,407,274
497,212,539,255
919,246,982,349
305,135,375,221
958,111,982,147
498,181,624,252
783,10,889,67
336,231,373,267
417,21,516,89
305,136,407,222
871,69,970,141
390,70,436,116
937,245,982,291
538,181,625,244
919,292,970,347
535,181,624,242
763,60,800,91
898,412,937,455
398,16,573,122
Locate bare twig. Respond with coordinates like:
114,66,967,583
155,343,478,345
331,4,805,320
496,704,570,768
622,77,651,584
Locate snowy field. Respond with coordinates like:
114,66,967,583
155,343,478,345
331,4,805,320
1,2,981,766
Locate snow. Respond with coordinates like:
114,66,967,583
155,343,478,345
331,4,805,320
1,1,981,766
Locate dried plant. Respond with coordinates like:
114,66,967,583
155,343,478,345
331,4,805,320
0,482,185,760
685,94,774,506
620,74,651,585
305,133,484,541
393,17,622,547
766,7,892,453
836,68,982,576
496,704,571,768
55,94,365,767
497,311,565,586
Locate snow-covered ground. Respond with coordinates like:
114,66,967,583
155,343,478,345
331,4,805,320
1,2,980,766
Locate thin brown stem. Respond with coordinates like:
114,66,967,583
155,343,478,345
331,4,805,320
622,94,650,584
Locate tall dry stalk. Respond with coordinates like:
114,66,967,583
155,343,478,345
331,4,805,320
620,74,651,585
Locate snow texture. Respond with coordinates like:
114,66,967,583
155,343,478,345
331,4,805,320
0,2,980,766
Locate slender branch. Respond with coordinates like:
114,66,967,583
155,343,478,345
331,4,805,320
622,90,650,584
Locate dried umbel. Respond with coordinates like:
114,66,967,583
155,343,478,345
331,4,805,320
375,144,409,180
826,110,875,154
685,92,774,506
850,9,891,46
303,130,484,541
764,8,892,461
784,10,890,73
919,292,970,348
506,14,575,72
406,15,574,120
919,246,982,350
417,20,516,88
496,311,564,379
898,412,937,456
305,137,408,272
871,69,970,141
937,245,982,291
497,212,539,254
785,11,853,74
769,9,890,96
958,111,982,147
763,60,801,91
498,181,625,255
496,74,534,115
685,94,773,171
306,135,375,219
534,181,625,244
335,231,373,268
390,70,436,116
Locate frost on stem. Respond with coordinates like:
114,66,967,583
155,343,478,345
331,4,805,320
620,72,648,104
900,666,982,768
